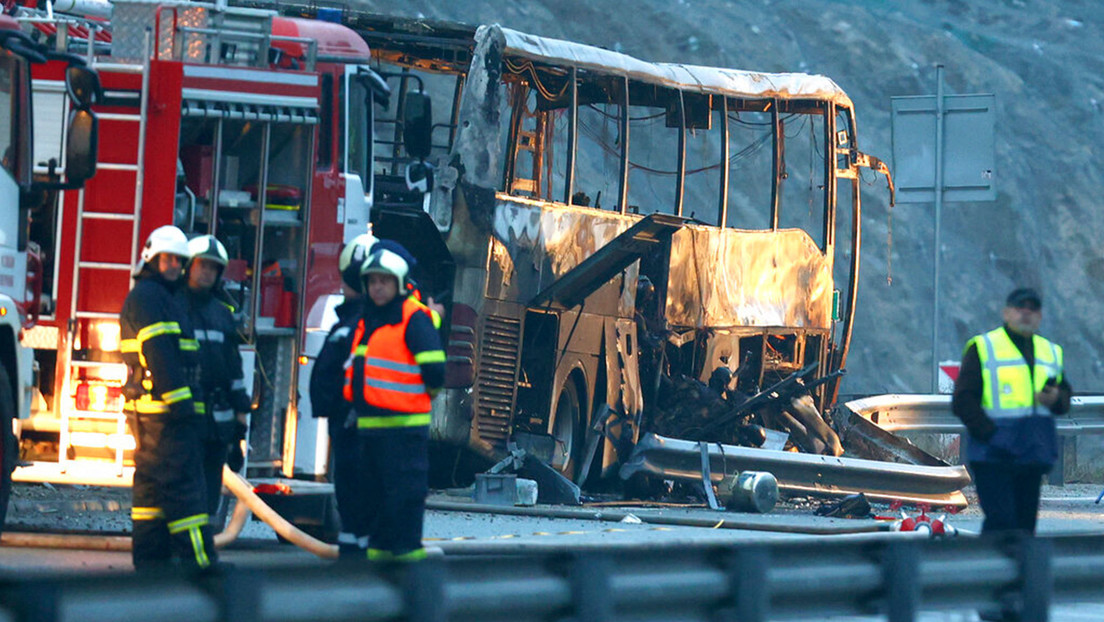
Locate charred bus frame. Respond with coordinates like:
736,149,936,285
344,17,894,483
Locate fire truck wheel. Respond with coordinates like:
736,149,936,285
0,363,16,536
550,378,584,480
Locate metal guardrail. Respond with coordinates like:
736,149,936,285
844,394,1104,434
621,432,971,508
3,534,1104,621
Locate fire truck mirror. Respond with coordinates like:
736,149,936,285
65,65,101,109
65,109,98,184
402,92,433,161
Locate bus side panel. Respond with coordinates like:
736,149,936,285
666,227,834,331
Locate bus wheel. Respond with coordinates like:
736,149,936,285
550,379,583,480
0,364,15,536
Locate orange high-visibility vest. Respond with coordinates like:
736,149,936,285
343,297,432,417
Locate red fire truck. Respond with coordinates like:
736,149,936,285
0,13,98,533
9,0,409,506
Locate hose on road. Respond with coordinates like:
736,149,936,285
1,466,339,560
218,466,337,559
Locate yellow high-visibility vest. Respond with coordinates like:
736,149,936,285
967,327,1063,419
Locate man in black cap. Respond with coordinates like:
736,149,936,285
952,287,1071,535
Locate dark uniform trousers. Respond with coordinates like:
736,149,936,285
358,427,429,560
201,415,238,516
969,461,1049,534
131,412,216,569
328,413,365,557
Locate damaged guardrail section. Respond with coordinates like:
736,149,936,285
620,432,972,508
844,394,1104,433
3,534,1104,621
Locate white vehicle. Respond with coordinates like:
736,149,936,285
0,13,97,534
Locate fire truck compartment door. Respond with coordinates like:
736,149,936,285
530,213,686,310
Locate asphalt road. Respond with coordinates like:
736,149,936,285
4,482,1104,567
2,482,1103,620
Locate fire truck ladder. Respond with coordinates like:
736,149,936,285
59,55,152,480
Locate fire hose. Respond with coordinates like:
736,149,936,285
1,466,339,559
218,466,337,558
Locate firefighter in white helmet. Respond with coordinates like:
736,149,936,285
119,225,217,571
177,235,253,520
341,245,445,562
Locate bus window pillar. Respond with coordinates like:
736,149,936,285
718,96,729,228
769,102,781,230
618,76,629,215
675,91,686,217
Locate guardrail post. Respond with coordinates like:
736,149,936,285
716,546,769,622
1020,537,1052,622
569,552,614,622
403,558,448,622
883,540,920,622
1047,437,1073,486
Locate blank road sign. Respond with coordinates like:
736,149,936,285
891,94,996,203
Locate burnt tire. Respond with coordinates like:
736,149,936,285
0,363,16,537
550,379,583,480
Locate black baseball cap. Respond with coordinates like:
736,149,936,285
1006,287,1042,309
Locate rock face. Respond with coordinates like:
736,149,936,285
352,0,1104,394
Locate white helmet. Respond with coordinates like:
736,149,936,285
339,232,378,294
187,235,229,267
360,247,409,285
136,225,190,275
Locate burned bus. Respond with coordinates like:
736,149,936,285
336,18,890,476
267,11,965,504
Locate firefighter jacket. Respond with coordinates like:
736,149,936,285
343,295,445,431
310,298,363,419
953,325,1071,466
176,287,251,420
120,271,201,418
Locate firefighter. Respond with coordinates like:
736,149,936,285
344,246,445,561
953,287,1072,535
310,232,377,558
178,235,252,518
120,225,216,571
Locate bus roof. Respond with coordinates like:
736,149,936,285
498,25,854,109
348,13,853,108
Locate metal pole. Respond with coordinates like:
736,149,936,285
931,65,945,393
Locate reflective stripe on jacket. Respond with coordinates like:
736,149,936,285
177,288,251,414
343,297,434,422
120,276,200,417
969,328,1063,419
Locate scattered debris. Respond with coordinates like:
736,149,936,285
647,362,844,457
474,473,518,506
891,508,959,537
485,446,581,506
815,493,872,519
717,471,779,514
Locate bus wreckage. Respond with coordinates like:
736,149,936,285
274,10,970,507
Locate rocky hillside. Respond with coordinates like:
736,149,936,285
348,0,1104,394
